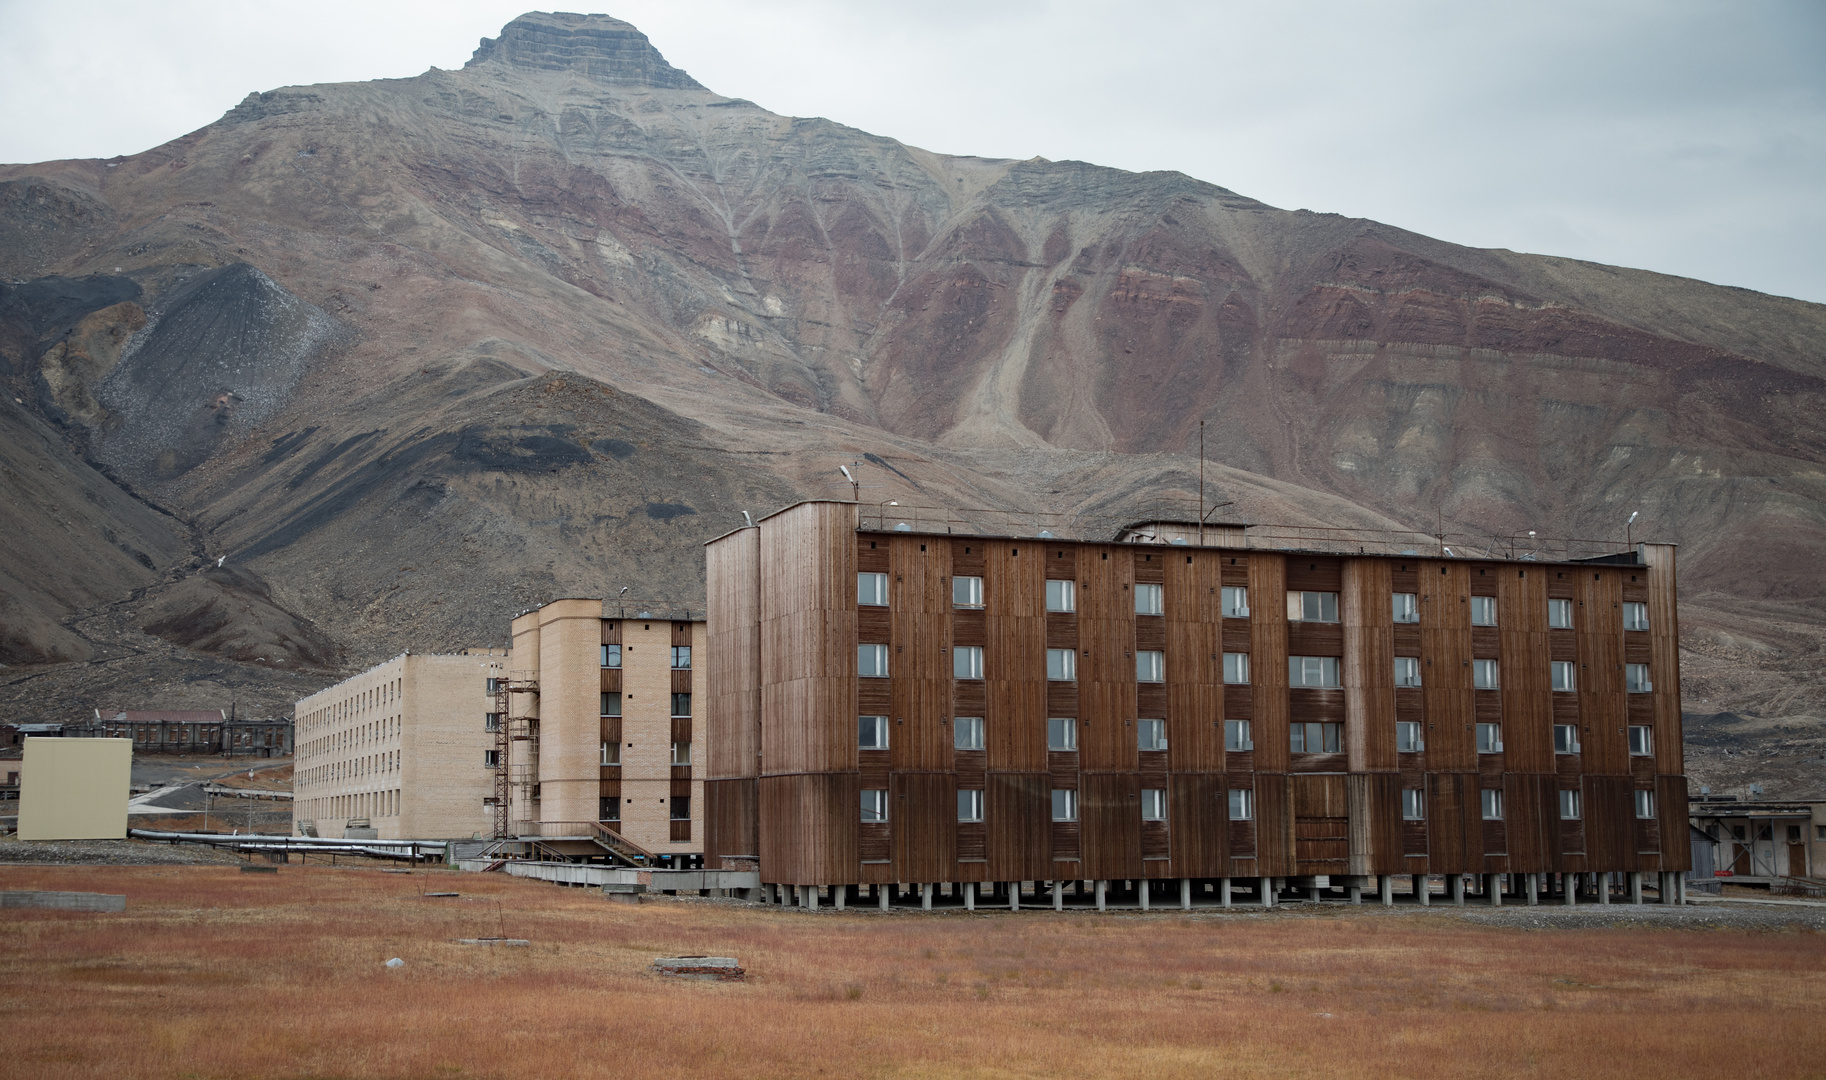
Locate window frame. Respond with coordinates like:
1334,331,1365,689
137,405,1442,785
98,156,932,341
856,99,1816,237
1134,582,1164,616
1551,661,1577,692
1045,579,1076,613
1047,717,1078,752
1136,650,1165,683
1473,658,1500,690
1137,718,1167,752
1392,592,1419,624
1397,721,1425,753
1223,652,1250,685
1470,595,1498,627
857,571,889,607
1051,788,1078,822
670,741,691,766
1635,789,1656,820
1628,725,1653,756
952,575,984,609
954,716,984,751
1394,656,1422,688
1481,788,1505,821
953,645,985,680
1559,788,1582,821
601,644,622,669
1228,787,1254,821
1224,718,1254,752
1288,590,1340,623
1221,586,1249,618
1288,655,1341,688
1476,722,1503,754
1140,788,1167,822
1046,648,1077,682
858,714,889,751
1623,601,1649,632
1402,788,1426,820
858,643,890,679
600,692,622,717
1625,663,1653,694
957,788,984,823
1548,598,1574,630
1290,721,1343,754
860,789,889,823
600,741,619,766
670,645,692,670
670,692,691,718
1553,723,1582,754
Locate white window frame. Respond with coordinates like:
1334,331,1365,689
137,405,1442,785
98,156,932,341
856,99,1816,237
1559,788,1582,820
1045,579,1076,613
954,716,984,751
1473,658,1499,690
1047,717,1077,752
857,572,889,607
1289,655,1341,688
1136,650,1165,683
953,645,984,680
1552,661,1577,692
861,789,888,823
1134,583,1164,616
1290,721,1342,754
1548,598,1574,629
1224,719,1254,752
1623,601,1649,631
1392,593,1419,624
1221,586,1249,618
1635,789,1656,819
858,714,889,750
1470,595,1497,627
1402,788,1426,820
1625,663,1653,694
1476,722,1503,754
1223,652,1250,685
953,575,984,609
1228,787,1254,821
958,789,984,823
1481,788,1504,821
1394,656,1422,688
483,749,500,767
1287,591,1340,623
1051,788,1078,822
1141,788,1167,822
1047,648,1077,682
601,644,621,669
858,643,889,678
1554,723,1582,754
1137,718,1167,751
1397,721,1425,753
1628,725,1653,756
600,741,619,766
671,740,691,766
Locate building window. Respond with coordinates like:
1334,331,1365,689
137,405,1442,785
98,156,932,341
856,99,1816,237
1397,721,1424,753
858,572,889,607
1394,657,1422,688
861,789,888,822
1559,788,1582,820
1473,659,1500,690
671,646,692,670
1290,721,1342,754
1548,598,1574,629
1222,586,1249,618
1046,580,1075,613
670,795,691,821
953,575,984,609
1392,593,1418,624
1228,788,1254,821
601,644,621,669
1135,583,1164,616
671,741,691,766
958,789,983,823
1481,788,1504,820
485,713,501,732
1047,717,1077,752
1477,722,1503,753
1141,789,1167,822
601,741,619,766
483,750,499,767
1223,652,1250,685
1138,718,1167,751
858,715,889,750
1551,661,1577,692
1470,596,1497,627
1635,790,1656,819
1289,656,1341,688
671,693,691,718
1623,601,1649,631
1136,650,1165,683
1225,719,1254,752
953,645,984,680
954,716,984,751
1287,591,1340,623
486,678,501,695
1046,648,1076,682
1402,788,1426,820
1051,789,1078,822
1629,725,1653,756
601,693,622,717
1626,664,1653,694
600,797,619,822
859,644,889,678
1554,724,1582,754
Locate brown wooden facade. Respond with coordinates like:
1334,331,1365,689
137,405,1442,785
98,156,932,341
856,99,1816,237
706,501,1689,887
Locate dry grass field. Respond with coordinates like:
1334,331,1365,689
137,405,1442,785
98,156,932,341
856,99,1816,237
2,864,1822,1080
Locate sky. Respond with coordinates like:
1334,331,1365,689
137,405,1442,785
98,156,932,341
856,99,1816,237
2,0,1822,304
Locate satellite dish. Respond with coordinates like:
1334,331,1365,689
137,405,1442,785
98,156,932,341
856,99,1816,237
1037,530,1055,539
894,522,912,532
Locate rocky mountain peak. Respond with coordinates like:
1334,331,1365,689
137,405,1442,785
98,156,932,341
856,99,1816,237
465,11,706,90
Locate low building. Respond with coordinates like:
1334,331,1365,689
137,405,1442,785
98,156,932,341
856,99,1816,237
705,501,1690,904
1688,795,1826,885
64,710,294,757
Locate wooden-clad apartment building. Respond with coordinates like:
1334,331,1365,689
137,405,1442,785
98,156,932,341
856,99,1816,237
705,501,1689,905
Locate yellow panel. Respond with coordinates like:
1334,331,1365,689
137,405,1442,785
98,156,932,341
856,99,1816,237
18,737,131,840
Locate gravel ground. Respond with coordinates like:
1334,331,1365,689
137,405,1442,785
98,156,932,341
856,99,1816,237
0,837,245,866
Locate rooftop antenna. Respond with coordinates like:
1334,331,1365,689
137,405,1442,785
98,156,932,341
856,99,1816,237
741,510,754,527
1199,421,1204,546
1626,510,1639,549
838,465,858,502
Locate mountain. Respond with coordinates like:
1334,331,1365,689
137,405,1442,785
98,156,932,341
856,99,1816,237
1,11,1823,792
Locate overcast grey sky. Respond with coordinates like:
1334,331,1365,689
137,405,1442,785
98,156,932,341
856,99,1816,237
3,0,1822,303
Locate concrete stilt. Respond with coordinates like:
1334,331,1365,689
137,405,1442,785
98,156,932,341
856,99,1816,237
964,881,975,911
1599,872,1612,905
1677,874,1687,904
1564,873,1578,906
1451,875,1465,906
921,883,932,910
1140,880,1151,911
1181,877,1193,910
1309,883,1322,903
1096,880,1107,911
1417,874,1431,906
1220,877,1233,907
1053,879,1064,911
1487,873,1502,907
1527,873,1539,906
1260,876,1275,908
879,884,890,911
1628,871,1642,904
1010,881,1020,912
1349,884,1362,904
836,885,846,910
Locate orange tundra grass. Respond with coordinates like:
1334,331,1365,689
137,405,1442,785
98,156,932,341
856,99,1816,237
0,864,1821,1079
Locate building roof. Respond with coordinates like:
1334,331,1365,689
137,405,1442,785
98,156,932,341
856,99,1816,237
95,710,226,724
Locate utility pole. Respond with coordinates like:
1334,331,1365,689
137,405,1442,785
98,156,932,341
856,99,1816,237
1198,421,1205,546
